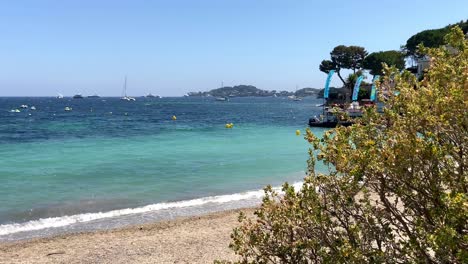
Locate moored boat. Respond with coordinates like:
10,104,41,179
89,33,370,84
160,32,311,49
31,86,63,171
120,76,136,101
146,93,160,98
215,97,228,101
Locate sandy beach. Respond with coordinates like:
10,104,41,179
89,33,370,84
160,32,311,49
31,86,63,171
0,208,254,264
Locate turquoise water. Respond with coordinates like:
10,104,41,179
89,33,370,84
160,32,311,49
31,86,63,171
0,97,327,238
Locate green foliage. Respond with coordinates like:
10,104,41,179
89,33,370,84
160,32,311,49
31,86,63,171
357,88,370,100
319,45,368,86
330,45,368,73
405,28,450,58
404,19,468,58
221,26,468,263
363,50,405,76
319,59,336,74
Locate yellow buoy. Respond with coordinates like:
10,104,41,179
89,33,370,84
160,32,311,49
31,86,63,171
295,129,301,136
172,115,177,120
225,123,234,128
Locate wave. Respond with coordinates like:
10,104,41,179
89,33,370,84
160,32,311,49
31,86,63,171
0,181,303,237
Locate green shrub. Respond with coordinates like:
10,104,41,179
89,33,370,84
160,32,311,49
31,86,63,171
222,26,467,263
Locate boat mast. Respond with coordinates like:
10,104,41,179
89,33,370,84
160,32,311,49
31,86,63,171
123,75,127,97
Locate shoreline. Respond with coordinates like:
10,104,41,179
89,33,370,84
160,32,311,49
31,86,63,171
0,181,303,242
0,208,254,263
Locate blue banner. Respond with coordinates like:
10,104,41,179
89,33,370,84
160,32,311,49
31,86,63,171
370,75,379,101
323,70,335,99
352,76,364,101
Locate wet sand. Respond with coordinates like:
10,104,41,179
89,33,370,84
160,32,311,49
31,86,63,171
0,208,254,264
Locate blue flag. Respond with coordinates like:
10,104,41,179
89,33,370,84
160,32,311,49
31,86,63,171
323,70,335,99
370,75,379,101
352,76,364,101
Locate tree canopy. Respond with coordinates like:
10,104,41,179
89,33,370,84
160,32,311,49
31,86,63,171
404,19,468,58
405,28,450,58
363,50,406,76
221,26,467,264
319,45,368,87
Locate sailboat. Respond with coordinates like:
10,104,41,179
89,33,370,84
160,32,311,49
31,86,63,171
288,85,302,101
214,81,229,101
120,76,136,101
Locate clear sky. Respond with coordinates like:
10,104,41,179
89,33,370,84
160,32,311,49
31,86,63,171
0,0,466,96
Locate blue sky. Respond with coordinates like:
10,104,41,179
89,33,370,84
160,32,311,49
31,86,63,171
0,0,466,96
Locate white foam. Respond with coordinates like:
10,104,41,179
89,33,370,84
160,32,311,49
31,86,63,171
0,181,304,236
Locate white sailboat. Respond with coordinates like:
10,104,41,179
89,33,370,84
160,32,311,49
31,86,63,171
288,85,302,101
120,76,136,101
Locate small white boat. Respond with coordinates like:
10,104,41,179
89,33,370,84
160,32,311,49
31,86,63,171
121,96,136,101
289,85,302,101
215,97,228,101
120,76,136,101
288,95,302,101
64,107,72,111
57,93,64,99
30,106,37,110
9,109,21,113
146,93,160,98
20,105,28,109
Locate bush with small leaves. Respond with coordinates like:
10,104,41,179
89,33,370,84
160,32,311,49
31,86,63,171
219,26,467,264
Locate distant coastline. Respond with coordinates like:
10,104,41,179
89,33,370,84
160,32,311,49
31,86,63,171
187,84,321,98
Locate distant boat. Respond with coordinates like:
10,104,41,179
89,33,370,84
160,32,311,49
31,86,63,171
9,109,21,113
289,85,302,101
87,94,100,98
146,93,160,98
73,94,84,99
64,107,72,111
215,81,229,101
120,76,136,101
57,93,64,99
30,106,37,110
288,95,302,101
20,105,28,109
215,97,228,101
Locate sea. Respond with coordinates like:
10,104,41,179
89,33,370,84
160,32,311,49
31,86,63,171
0,96,328,241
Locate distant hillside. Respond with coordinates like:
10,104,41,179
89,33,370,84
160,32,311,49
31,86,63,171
295,88,321,97
210,85,269,97
188,85,321,98
317,87,343,99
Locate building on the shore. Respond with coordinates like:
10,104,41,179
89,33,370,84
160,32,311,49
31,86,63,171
416,56,430,79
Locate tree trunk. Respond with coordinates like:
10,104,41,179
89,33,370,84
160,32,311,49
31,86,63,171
336,70,346,87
